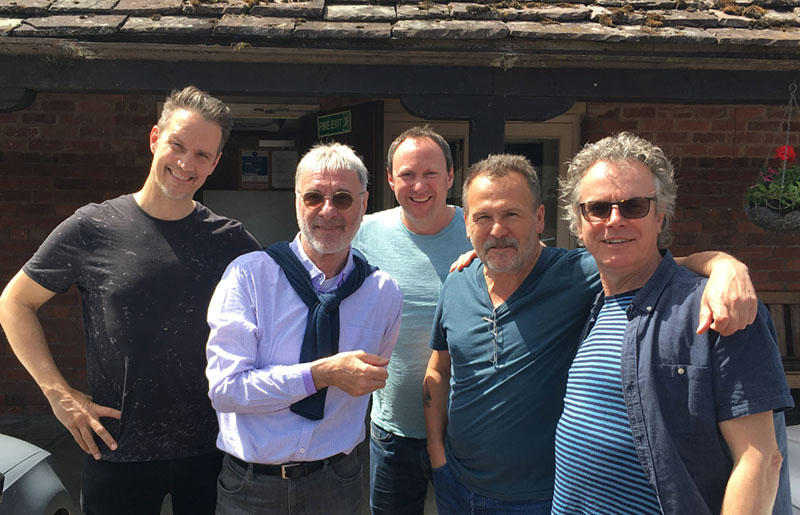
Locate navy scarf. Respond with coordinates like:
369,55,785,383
265,241,377,420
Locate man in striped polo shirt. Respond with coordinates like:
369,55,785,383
553,132,792,514
424,152,762,514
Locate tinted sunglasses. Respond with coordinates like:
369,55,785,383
579,196,655,222
300,191,360,210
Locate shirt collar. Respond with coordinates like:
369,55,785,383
628,249,679,320
290,233,355,293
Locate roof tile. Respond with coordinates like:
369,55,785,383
0,0,52,15
450,2,517,20
120,14,215,33
516,6,592,22
396,3,449,20
660,9,719,27
323,4,395,21
0,16,21,32
184,0,247,15
13,13,124,34
49,0,117,12
250,0,323,19
712,25,800,44
508,20,627,40
113,0,180,14
392,18,509,38
292,19,391,37
214,13,293,35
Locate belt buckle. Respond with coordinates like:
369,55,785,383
281,464,291,480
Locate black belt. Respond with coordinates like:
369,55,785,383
228,452,348,480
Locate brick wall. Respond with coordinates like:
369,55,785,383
584,103,800,291
0,92,156,414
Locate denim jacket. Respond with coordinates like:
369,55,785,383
580,251,793,515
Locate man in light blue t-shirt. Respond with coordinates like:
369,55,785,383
352,127,473,515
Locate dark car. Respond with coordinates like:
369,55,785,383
0,433,72,515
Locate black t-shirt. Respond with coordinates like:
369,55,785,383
23,194,261,461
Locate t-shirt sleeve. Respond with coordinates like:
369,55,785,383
713,302,794,421
429,292,448,351
22,213,84,294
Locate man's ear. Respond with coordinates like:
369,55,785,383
387,169,395,191
149,125,159,155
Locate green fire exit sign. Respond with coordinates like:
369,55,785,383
317,111,352,138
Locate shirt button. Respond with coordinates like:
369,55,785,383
646,306,652,312
299,448,305,453
677,367,685,375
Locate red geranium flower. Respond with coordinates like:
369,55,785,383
774,145,796,162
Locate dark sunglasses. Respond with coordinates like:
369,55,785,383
300,191,359,210
579,197,655,222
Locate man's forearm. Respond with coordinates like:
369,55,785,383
719,412,782,515
721,449,782,515
675,251,746,277
423,350,451,468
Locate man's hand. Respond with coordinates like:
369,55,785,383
310,350,389,397
696,258,757,336
46,385,121,460
449,249,477,272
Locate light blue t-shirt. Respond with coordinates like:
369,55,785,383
353,206,472,438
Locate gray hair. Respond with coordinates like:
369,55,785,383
560,132,677,248
295,142,369,190
386,126,454,174
462,154,542,213
158,85,233,154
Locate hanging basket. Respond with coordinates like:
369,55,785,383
744,203,800,233
744,82,800,233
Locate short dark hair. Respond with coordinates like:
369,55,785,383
158,85,233,154
386,126,453,174
462,154,542,213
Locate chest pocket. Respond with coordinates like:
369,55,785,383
654,363,716,435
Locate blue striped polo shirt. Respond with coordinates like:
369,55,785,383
552,291,662,514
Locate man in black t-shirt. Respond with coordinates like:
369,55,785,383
0,86,260,515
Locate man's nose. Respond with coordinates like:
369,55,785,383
606,205,627,226
490,220,508,237
318,198,338,219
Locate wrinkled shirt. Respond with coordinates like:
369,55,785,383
580,251,793,515
206,235,402,464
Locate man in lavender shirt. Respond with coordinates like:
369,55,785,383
206,143,403,515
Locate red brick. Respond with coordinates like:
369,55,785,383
692,132,727,144
676,120,712,132
639,119,674,131
621,107,656,118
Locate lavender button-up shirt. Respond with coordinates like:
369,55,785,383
206,235,402,464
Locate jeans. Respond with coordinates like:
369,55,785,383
215,451,362,515
433,462,552,515
80,451,222,515
369,421,432,515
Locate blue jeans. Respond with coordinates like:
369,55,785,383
433,462,552,515
369,421,432,515
81,451,222,515
215,451,362,515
